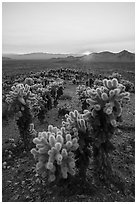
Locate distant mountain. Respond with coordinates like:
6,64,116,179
2,50,135,62
81,50,135,62
2,52,82,60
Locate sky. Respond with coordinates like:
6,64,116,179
2,2,135,54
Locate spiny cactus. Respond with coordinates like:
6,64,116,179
62,110,92,179
30,83,43,93
76,85,89,99
75,78,130,183
6,83,37,107
84,78,130,181
31,125,79,182
76,85,90,104
86,78,130,127
5,83,39,150
62,109,87,134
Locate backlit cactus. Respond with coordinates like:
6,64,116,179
76,77,131,182
5,83,39,150
6,83,37,107
62,110,87,134
62,109,92,179
86,78,130,127
30,83,43,93
31,125,79,182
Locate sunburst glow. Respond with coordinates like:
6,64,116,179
83,51,91,55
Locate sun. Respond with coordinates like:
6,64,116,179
83,51,91,55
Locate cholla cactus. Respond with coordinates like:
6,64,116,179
31,86,52,123
31,125,79,182
47,81,64,108
62,110,92,179
62,110,87,134
76,85,89,100
84,78,130,181
86,78,130,127
30,83,43,93
5,83,39,150
47,81,62,94
6,83,37,107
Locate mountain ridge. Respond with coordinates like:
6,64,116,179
2,50,135,62
81,50,135,62
2,52,82,60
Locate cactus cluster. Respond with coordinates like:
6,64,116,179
76,85,89,100
6,83,37,107
49,80,64,87
62,110,87,134
31,125,79,182
86,78,130,127
47,81,63,92
5,83,44,119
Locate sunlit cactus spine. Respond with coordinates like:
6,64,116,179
5,83,38,150
63,110,87,133
31,125,79,183
85,78,130,182
86,78,130,126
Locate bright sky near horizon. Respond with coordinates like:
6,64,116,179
2,2,135,54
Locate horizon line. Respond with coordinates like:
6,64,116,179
2,49,135,55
